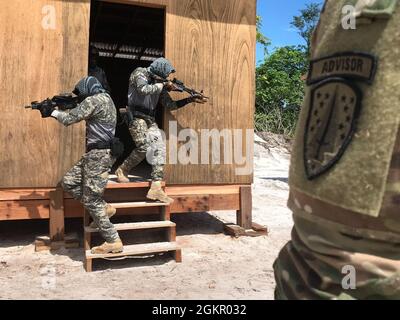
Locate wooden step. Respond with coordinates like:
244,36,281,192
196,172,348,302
109,201,169,209
85,221,175,233
86,241,179,259
106,180,165,189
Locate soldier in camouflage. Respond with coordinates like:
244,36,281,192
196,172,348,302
274,0,400,299
115,58,206,203
39,76,123,255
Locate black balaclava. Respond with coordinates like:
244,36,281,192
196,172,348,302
148,58,176,79
73,76,105,102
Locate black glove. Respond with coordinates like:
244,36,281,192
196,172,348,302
190,94,208,104
39,104,54,118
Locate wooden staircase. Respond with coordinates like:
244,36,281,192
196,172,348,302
83,182,181,272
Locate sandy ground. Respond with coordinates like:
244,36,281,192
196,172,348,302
0,133,293,300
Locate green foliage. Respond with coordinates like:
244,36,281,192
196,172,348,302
255,46,308,136
256,16,271,56
290,3,322,54
255,3,322,136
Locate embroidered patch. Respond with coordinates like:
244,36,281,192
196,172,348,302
304,78,363,180
307,52,377,85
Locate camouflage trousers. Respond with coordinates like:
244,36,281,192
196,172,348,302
61,149,119,243
273,215,400,300
119,117,166,181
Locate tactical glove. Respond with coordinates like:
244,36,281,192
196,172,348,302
39,104,54,118
190,94,208,104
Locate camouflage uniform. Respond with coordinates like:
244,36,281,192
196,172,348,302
274,0,400,299
56,93,120,243
119,67,184,181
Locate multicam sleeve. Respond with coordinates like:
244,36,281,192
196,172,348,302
55,96,97,126
132,71,164,95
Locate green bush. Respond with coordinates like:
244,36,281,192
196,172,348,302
255,107,299,137
255,46,308,137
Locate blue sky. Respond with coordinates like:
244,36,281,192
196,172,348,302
256,0,323,64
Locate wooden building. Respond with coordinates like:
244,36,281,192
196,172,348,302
0,0,257,244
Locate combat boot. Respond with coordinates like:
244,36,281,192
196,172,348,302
146,181,174,204
115,167,130,183
89,204,117,229
91,238,124,254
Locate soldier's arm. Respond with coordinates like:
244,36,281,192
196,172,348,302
51,96,97,126
133,73,164,96
159,90,194,111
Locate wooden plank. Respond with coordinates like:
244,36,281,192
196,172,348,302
0,184,243,201
164,0,256,184
170,195,209,213
64,199,85,218
49,188,65,242
209,193,240,210
106,181,164,189
35,233,80,252
0,188,55,201
0,182,246,220
166,184,241,196
65,204,161,217
104,188,149,203
86,242,179,259
236,185,252,229
0,0,89,188
85,221,175,233
0,200,49,220
110,201,169,208
103,0,168,9
224,223,268,238
162,206,171,221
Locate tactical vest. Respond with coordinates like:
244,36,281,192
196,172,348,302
128,68,160,119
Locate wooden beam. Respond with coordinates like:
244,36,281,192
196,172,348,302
170,195,209,213
106,181,163,189
209,194,240,210
166,184,242,196
49,188,65,242
0,200,49,220
64,199,85,218
236,185,252,229
99,0,168,9
0,188,54,201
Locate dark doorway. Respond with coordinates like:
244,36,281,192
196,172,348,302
89,0,165,174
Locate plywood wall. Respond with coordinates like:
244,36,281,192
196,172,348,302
0,0,255,188
164,0,256,184
0,0,89,188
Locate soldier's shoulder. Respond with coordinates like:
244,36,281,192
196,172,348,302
84,93,112,105
131,67,148,79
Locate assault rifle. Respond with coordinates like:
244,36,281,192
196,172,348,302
25,94,79,111
153,75,209,100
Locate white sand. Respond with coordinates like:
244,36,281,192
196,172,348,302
0,133,293,300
